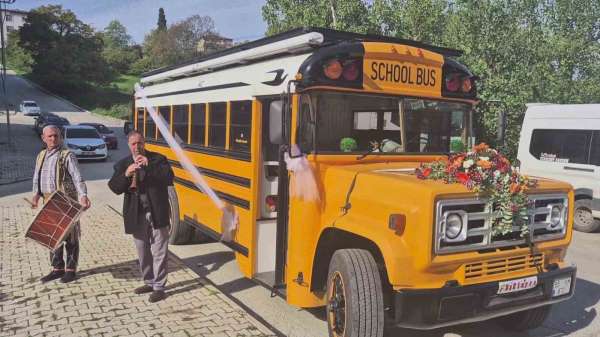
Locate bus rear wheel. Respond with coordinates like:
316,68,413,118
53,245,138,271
168,186,192,245
495,305,551,331
326,249,384,337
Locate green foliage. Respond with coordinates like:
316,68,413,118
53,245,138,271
101,20,140,74
6,31,33,74
18,5,114,93
135,15,217,72
262,0,600,159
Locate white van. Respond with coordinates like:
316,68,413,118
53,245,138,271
517,103,600,232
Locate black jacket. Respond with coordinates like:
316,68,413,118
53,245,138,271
108,151,174,234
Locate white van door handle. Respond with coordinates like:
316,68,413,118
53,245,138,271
564,166,594,173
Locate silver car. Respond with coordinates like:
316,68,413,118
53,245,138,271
63,125,108,161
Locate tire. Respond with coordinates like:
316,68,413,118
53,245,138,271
326,249,384,337
189,227,212,244
574,199,600,233
496,305,552,331
167,186,192,245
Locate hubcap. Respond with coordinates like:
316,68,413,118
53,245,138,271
328,272,346,336
575,206,593,227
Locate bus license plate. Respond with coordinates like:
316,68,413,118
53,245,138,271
497,276,537,294
552,277,571,297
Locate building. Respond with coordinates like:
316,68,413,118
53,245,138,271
2,9,28,47
196,33,233,55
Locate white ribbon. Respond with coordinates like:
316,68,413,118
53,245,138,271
284,144,320,203
134,83,238,241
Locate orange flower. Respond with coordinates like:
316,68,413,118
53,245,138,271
473,143,489,152
477,160,492,169
510,183,521,194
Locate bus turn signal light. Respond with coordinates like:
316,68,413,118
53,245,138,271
461,77,473,93
389,214,406,236
445,74,460,92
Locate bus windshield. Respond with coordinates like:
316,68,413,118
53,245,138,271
298,91,472,154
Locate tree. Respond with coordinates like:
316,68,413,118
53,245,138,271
262,0,378,35
18,5,113,92
6,31,33,74
101,20,140,74
158,7,167,31
133,14,217,73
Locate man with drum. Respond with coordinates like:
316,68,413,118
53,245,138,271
108,130,173,303
31,125,91,283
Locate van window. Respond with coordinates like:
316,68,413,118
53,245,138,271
529,129,592,164
589,131,600,166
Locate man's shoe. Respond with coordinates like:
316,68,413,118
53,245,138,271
60,271,76,283
134,285,153,294
40,270,64,283
148,290,166,303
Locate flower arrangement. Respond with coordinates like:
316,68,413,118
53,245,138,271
415,143,537,237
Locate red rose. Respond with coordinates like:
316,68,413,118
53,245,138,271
456,172,469,184
422,167,432,177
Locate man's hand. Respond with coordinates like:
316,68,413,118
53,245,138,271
80,196,91,210
125,163,139,177
135,155,148,167
30,194,41,209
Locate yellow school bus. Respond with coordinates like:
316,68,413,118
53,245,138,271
134,28,575,337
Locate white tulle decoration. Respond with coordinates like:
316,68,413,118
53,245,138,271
135,83,238,242
284,144,320,203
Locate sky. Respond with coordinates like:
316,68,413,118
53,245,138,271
8,0,268,44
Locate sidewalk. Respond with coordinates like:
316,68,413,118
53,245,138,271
0,204,276,337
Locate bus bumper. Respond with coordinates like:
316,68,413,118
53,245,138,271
391,265,576,330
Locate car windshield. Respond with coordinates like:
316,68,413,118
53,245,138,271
96,125,111,133
67,129,100,138
24,102,38,107
298,91,472,154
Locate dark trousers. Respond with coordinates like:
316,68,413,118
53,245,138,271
50,233,79,270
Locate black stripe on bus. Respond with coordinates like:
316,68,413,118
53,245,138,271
144,139,251,162
183,216,249,257
168,159,251,188
144,82,250,99
173,176,250,210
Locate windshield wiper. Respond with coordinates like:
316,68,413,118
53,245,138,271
357,148,376,160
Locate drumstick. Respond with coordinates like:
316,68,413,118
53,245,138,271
23,197,36,208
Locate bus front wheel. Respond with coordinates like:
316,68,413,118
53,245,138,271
326,249,384,337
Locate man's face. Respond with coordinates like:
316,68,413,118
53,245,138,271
42,127,62,150
128,134,145,157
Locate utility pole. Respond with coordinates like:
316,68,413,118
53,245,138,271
0,0,15,146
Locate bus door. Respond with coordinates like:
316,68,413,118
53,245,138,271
254,98,289,295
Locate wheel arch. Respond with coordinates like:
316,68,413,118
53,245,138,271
310,227,391,294
574,188,593,200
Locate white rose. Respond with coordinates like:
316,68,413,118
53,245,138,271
463,159,474,169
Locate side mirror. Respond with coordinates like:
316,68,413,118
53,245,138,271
497,110,506,148
269,100,284,145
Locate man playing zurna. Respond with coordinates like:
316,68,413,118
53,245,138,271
31,125,91,283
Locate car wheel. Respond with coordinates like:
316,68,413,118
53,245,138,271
574,199,600,232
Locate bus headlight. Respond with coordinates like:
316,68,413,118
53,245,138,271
443,211,467,242
547,205,565,230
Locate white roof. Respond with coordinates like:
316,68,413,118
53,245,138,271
525,103,600,119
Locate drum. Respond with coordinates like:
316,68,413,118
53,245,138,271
25,190,83,250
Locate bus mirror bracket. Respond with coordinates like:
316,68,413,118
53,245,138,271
269,100,284,145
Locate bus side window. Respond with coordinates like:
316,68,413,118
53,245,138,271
145,107,156,140
172,104,189,144
157,106,171,141
190,103,206,146
209,102,227,148
230,100,252,152
136,108,144,132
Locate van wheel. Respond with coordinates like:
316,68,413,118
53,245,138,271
495,305,551,331
326,249,384,337
168,186,192,244
574,199,600,232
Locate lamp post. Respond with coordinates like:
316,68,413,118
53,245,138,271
0,0,15,146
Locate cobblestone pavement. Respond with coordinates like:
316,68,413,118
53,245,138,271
0,204,276,337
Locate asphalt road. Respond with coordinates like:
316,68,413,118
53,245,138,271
1,73,599,337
